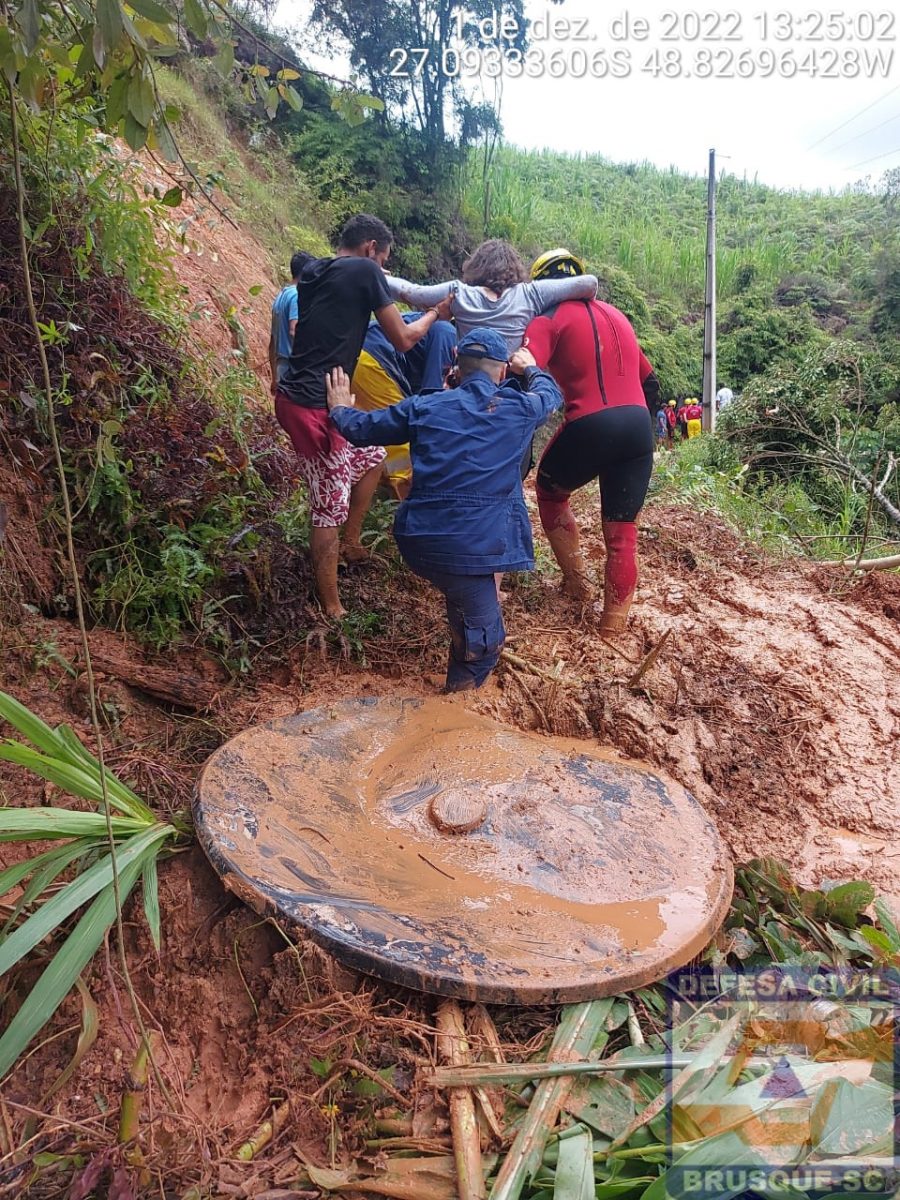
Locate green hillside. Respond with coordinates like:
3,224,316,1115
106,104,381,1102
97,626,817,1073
156,57,900,407
465,145,895,310
460,145,900,398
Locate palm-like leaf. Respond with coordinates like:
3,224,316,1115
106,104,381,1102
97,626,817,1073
0,823,173,978
0,855,148,1079
0,690,181,1082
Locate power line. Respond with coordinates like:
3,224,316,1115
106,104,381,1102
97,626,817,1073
829,110,900,154
847,143,900,171
807,82,900,151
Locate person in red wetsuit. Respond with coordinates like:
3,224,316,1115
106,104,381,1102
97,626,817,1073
524,249,660,634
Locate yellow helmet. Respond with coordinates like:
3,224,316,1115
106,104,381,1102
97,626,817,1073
530,248,586,281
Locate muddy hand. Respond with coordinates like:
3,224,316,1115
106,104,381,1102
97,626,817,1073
326,367,356,410
508,347,536,375
432,293,454,321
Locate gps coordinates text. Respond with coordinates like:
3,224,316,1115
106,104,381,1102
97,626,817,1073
387,8,896,81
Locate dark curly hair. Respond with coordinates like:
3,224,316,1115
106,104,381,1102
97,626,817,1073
339,213,394,252
461,239,527,294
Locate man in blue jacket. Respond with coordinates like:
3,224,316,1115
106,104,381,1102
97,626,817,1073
326,327,562,692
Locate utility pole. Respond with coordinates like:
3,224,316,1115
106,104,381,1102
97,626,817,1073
702,148,716,434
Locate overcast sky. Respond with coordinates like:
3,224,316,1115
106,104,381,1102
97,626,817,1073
274,0,900,192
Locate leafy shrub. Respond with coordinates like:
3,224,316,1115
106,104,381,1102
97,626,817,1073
716,341,900,539
718,290,827,388
0,109,297,658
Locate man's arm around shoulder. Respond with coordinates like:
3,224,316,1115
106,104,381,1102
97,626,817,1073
374,292,453,353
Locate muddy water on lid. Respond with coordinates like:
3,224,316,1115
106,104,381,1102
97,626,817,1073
197,697,732,1000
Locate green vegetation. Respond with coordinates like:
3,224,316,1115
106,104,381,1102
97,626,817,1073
458,145,899,555
155,62,332,270
0,692,185,1079
0,97,287,657
296,857,900,1200
1,0,897,678
651,340,900,559
463,146,897,313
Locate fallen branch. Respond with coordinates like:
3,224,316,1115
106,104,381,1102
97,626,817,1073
87,651,222,710
364,1136,453,1153
468,1005,506,1064
236,1100,291,1161
468,1005,507,1146
311,1058,411,1109
626,629,673,689
819,552,900,571
500,650,576,688
490,1000,614,1200
847,455,899,526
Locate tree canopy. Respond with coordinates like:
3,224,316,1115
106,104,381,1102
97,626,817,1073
0,0,382,159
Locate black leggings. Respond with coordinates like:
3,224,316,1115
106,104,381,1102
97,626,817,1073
535,407,654,522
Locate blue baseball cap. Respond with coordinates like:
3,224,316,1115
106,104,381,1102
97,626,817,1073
457,327,509,363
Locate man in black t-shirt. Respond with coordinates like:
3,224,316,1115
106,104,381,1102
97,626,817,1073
275,214,452,618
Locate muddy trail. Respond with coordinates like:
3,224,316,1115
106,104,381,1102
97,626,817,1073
1,167,899,1195
1,471,898,1196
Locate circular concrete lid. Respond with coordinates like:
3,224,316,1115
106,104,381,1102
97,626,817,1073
194,697,733,1004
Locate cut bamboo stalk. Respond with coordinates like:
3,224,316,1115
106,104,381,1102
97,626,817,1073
236,1100,290,1161
468,1004,507,1145
469,1005,506,1063
490,1000,614,1200
118,1036,151,1144
821,552,900,570
429,1052,691,1089
437,999,486,1200
626,1001,646,1047
474,1085,506,1143
500,650,577,688
364,1136,453,1152
626,629,672,689
374,1117,415,1137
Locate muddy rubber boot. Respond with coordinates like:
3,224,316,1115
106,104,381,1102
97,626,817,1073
599,594,635,636
599,519,638,635
545,523,593,602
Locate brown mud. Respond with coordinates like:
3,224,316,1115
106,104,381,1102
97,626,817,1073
1,488,898,1198
123,146,279,381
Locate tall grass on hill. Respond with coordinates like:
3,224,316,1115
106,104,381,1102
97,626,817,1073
463,146,894,310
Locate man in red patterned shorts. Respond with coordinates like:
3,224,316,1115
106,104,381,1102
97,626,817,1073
275,214,452,618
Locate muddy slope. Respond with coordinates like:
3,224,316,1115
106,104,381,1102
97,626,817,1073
1,490,898,1192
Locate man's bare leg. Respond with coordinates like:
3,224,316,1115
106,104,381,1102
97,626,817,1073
342,464,382,562
310,526,344,618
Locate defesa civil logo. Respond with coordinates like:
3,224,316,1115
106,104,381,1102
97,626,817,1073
660,966,898,1199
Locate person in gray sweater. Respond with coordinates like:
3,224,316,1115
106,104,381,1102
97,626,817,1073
385,239,598,353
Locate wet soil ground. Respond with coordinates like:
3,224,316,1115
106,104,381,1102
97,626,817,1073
1,482,897,1198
